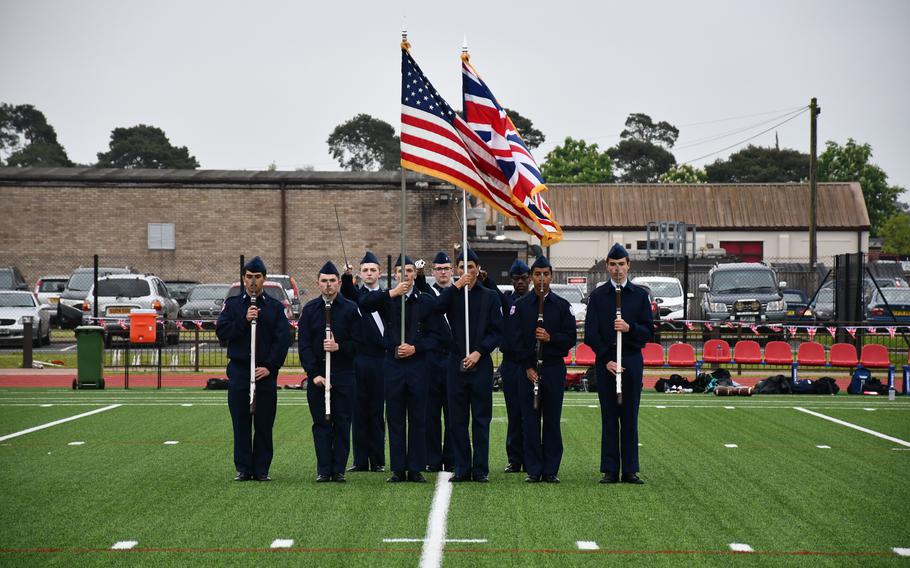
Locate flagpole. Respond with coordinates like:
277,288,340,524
461,38,470,361
400,27,408,346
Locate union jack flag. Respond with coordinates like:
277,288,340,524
399,45,562,246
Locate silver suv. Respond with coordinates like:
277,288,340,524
83,274,180,346
699,263,787,323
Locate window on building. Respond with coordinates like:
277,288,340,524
148,223,176,250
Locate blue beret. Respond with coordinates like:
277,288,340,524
243,256,267,274
456,249,480,264
318,261,339,277
433,251,451,264
530,256,551,270
394,254,414,267
360,251,380,265
509,259,530,275
607,243,629,260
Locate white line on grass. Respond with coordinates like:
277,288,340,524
418,471,453,568
894,548,910,556
68,441,85,446
724,444,738,448
385,538,487,544
164,441,179,445
577,541,600,550
111,540,138,550
816,445,831,449
795,407,910,447
271,539,294,548
40,404,53,407
0,404,121,442
729,543,754,552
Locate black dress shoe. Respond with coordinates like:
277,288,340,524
408,471,427,483
255,474,271,482
524,474,541,483
347,465,369,472
371,465,386,473
599,472,619,484
621,473,644,484
234,472,253,482
503,463,523,473
386,471,406,483
332,473,346,483
449,474,470,482
544,475,560,484
472,474,490,483
426,465,441,473
316,474,332,483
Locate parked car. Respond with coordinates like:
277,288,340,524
227,281,294,321
549,283,587,325
267,274,301,319
631,276,691,321
594,280,659,320
866,287,910,323
782,288,814,321
699,263,787,322
164,280,199,307
0,267,28,291
0,291,51,346
810,287,835,321
58,266,132,329
83,274,180,346
179,284,231,319
34,274,68,323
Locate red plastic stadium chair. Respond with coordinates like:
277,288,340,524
667,343,696,367
703,339,732,364
860,344,891,369
796,342,827,367
574,343,596,366
764,341,794,365
733,340,763,364
829,343,859,368
643,342,665,367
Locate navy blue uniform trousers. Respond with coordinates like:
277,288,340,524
384,354,428,473
351,353,386,468
425,351,453,469
306,370,354,476
595,352,643,474
227,360,277,477
519,362,566,478
447,353,494,478
500,358,525,467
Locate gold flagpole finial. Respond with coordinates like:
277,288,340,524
461,34,469,62
401,25,410,51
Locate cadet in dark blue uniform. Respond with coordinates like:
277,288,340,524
415,251,455,473
497,258,532,474
340,251,387,473
360,255,446,483
299,261,361,483
584,244,653,484
505,256,576,483
216,256,291,482
432,249,503,482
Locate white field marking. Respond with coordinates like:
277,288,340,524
68,441,85,446
725,406,735,409
729,543,754,552
418,471,453,568
111,540,138,550
0,404,121,442
576,541,599,550
816,445,831,449
270,539,294,548
865,408,877,411
894,548,910,556
61,344,77,352
40,404,53,407
384,538,487,544
587,405,598,408
724,444,738,448
181,403,193,407
795,407,910,447
164,441,179,445
655,405,667,409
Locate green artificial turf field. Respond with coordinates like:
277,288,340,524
0,389,908,567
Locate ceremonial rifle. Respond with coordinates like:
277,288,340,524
534,280,544,411
615,286,624,406
324,299,333,421
249,291,258,414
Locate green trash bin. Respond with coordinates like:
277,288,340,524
74,325,105,390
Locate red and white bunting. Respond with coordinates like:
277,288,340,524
704,323,713,331
749,324,759,335
118,320,128,330
194,320,204,330
807,327,817,340
176,320,186,331
888,326,897,339
685,321,694,331
787,326,797,337
826,326,837,338
846,326,857,339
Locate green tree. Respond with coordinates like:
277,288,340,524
96,124,199,169
608,139,676,183
818,138,904,236
659,164,707,183
881,213,910,255
0,103,73,167
620,112,679,148
705,145,808,183
502,107,545,150
540,137,614,183
327,113,399,171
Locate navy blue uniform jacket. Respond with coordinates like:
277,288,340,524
433,284,502,357
297,295,361,379
359,288,447,355
216,291,291,376
341,273,386,357
503,291,577,370
583,282,653,362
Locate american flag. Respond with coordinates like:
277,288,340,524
400,47,561,245
461,57,562,245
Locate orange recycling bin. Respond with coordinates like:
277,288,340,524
129,309,158,344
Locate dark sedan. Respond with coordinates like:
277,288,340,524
782,288,814,321
165,280,199,307
866,287,910,323
179,284,230,320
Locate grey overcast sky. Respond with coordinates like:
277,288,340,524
2,0,908,195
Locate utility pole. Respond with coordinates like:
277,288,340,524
809,97,821,292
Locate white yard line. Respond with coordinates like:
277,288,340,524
418,471,453,568
0,404,121,442
894,548,910,557
270,539,294,548
111,540,138,550
795,407,910,447
577,541,600,550
729,543,754,552
385,538,486,544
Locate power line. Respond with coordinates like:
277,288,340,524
676,105,806,128
673,107,809,151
